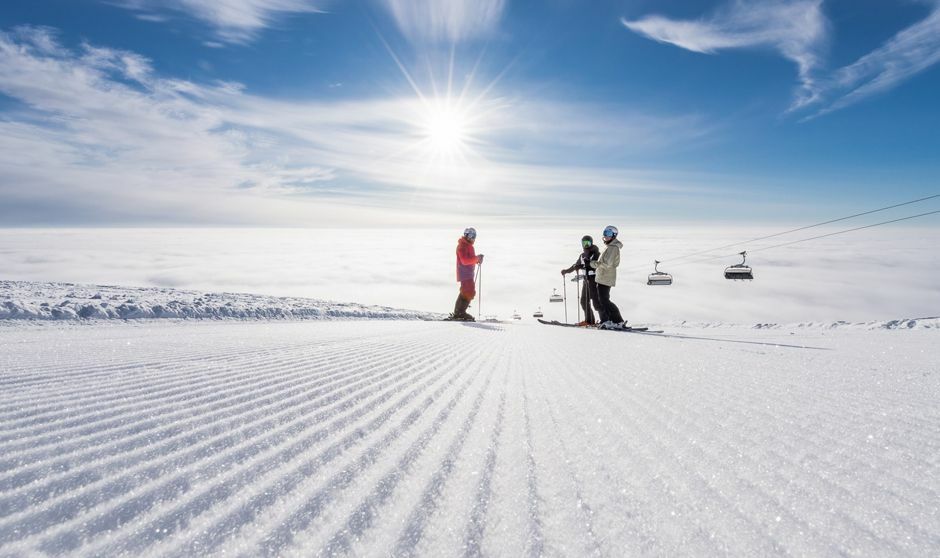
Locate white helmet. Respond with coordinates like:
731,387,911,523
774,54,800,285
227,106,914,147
603,225,618,239
463,227,477,241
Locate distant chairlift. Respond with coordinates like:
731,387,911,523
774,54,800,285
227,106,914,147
533,307,544,318
647,260,673,286
549,288,564,303
511,310,522,320
724,251,754,280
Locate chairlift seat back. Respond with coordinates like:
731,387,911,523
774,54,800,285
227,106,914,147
724,265,753,280
647,273,673,286
647,260,673,286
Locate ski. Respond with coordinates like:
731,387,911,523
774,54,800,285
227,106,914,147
535,319,579,328
537,319,662,334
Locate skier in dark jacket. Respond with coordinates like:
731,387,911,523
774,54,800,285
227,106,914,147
561,235,601,326
449,227,484,321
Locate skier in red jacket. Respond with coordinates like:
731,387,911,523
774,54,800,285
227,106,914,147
449,227,484,321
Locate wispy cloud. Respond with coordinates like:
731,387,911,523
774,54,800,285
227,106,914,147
0,26,341,224
112,0,324,43
810,1,940,118
0,26,715,226
623,0,940,117
623,0,827,109
379,0,505,43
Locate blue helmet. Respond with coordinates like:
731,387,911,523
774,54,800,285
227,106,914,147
463,227,477,241
603,225,618,239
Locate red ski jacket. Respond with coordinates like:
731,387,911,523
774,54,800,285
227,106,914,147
456,237,480,281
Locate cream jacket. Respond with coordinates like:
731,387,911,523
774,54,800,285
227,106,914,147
590,238,622,287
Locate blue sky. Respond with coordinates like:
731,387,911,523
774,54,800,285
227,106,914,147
1,0,939,227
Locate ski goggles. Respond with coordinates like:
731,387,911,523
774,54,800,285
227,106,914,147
581,239,592,247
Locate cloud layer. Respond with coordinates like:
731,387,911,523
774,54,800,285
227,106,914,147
1,227,937,324
623,0,940,117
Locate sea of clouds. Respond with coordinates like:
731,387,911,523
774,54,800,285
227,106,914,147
0,227,937,324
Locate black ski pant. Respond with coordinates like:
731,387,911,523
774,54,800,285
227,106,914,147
580,276,600,324
453,293,471,317
596,283,623,324
452,279,476,318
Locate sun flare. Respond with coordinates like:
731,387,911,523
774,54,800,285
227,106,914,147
421,101,471,158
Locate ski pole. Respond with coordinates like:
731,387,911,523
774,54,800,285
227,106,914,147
472,263,480,318
576,269,581,325
478,261,483,318
562,273,568,324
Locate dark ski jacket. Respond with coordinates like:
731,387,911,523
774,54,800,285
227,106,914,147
563,245,600,277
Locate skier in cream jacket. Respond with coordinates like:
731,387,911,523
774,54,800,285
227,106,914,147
590,225,625,329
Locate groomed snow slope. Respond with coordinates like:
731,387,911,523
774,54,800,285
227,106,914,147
0,320,938,556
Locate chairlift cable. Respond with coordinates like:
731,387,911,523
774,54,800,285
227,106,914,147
668,209,940,270
732,209,940,256
631,193,939,270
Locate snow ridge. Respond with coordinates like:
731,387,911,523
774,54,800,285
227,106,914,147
0,280,439,321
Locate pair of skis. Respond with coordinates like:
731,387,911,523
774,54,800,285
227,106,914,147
537,319,663,334
538,320,830,350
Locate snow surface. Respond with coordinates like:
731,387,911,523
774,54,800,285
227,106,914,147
0,280,438,321
665,318,940,331
1,319,938,556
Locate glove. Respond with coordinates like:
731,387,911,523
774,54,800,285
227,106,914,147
477,254,485,263
561,269,568,275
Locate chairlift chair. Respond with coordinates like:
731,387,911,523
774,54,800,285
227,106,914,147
724,251,754,280
647,260,673,286
533,307,544,318
511,310,522,320
549,288,564,303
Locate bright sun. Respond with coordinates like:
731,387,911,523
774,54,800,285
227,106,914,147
422,101,470,158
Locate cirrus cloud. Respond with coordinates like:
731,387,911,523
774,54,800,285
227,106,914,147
623,0,940,118
623,0,827,109
112,0,325,44
812,1,940,118
379,0,505,43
